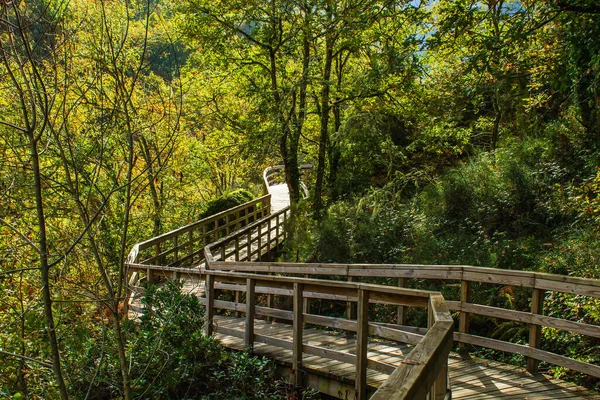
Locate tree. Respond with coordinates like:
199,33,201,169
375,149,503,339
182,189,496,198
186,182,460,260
179,0,310,204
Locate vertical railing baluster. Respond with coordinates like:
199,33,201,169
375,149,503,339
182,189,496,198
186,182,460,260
257,223,262,262
397,277,407,326
173,236,179,266
356,289,369,400
303,274,310,314
267,292,274,323
155,242,161,264
147,267,154,284
275,213,280,251
293,282,304,387
346,276,355,321
188,229,194,264
429,297,448,400
459,280,470,351
267,218,272,253
527,288,544,374
247,231,252,261
245,278,256,351
205,274,215,337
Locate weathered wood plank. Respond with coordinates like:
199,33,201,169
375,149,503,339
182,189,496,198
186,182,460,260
293,282,304,386
356,289,370,400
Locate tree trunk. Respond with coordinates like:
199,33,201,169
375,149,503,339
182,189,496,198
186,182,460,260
29,134,70,400
313,34,334,218
328,51,346,203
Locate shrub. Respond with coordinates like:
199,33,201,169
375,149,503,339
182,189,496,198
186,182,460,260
199,189,254,219
70,281,283,399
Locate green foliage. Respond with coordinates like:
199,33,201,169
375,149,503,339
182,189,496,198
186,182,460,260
199,189,255,219
333,113,407,198
288,135,600,388
69,281,282,399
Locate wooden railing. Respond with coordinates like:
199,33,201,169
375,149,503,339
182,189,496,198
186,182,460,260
203,209,453,399
202,269,453,400
126,165,600,398
204,207,290,264
126,194,271,281
212,262,600,380
263,164,311,198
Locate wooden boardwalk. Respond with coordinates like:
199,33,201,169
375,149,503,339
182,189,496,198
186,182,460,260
213,315,598,400
128,166,600,399
129,279,599,400
269,183,290,212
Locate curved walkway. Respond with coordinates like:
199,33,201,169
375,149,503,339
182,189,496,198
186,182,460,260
128,166,600,399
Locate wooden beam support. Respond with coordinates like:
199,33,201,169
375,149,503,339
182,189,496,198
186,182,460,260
397,277,407,326
257,223,262,262
293,282,304,387
234,236,240,261
205,274,215,337
527,288,544,374
347,276,355,321
247,231,252,262
429,299,449,400
356,289,369,400
245,278,256,351
459,280,470,351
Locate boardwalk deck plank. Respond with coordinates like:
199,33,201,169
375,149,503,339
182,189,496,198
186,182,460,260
212,315,599,399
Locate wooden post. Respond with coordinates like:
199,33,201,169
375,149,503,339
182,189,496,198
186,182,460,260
397,277,407,326
267,218,272,253
459,280,470,351
283,209,288,240
235,290,241,318
303,274,310,314
173,236,178,266
527,288,544,374
429,300,448,400
356,289,369,400
226,214,230,235
189,230,194,263
257,223,262,262
146,268,155,284
205,274,215,337
293,283,304,387
346,277,355,320
275,214,280,251
247,231,252,261
235,237,240,261
267,293,274,323
245,278,256,351
220,243,226,261
202,224,207,249
155,242,161,264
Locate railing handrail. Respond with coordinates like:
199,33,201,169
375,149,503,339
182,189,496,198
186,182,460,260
204,206,289,267
263,163,312,199
125,194,271,266
202,266,453,399
127,163,600,396
209,260,600,380
134,194,270,255
202,261,600,295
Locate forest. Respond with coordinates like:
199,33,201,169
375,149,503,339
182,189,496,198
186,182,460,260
1,0,599,398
